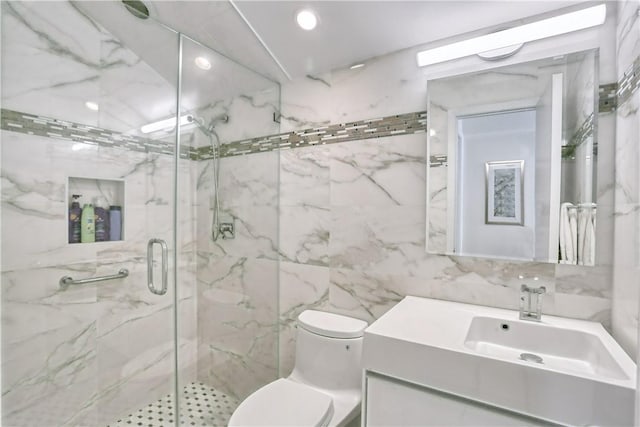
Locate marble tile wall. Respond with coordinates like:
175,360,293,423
565,51,597,139
612,0,640,356
1,2,198,426
194,150,280,401
3,4,638,427
275,25,619,375
184,40,283,402
172,31,283,405
3,0,284,418
563,51,597,208
1,132,198,426
276,131,612,374
185,87,280,151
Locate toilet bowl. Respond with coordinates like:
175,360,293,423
228,310,368,427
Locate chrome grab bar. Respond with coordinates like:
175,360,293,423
59,268,129,289
147,238,168,295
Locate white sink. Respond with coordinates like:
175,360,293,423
464,316,629,381
363,296,636,426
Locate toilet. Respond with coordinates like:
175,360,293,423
228,310,368,427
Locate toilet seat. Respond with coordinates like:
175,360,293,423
228,378,334,426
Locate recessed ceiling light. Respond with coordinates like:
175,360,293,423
195,56,211,70
296,9,317,31
85,101,99,111
350,63,365,70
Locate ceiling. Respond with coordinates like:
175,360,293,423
147,0,592,82
75,0,596,100
231,0,588,81
80,1,594,84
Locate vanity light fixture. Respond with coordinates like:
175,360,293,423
476,43,524,61
140,115,191,134
195,56,211,70
296,9,318,31
350,63,365,70
416,4,606,67
85,101,99,111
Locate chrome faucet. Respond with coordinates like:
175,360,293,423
519,284,546,321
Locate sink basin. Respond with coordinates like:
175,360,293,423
363,296,636,426
464,316,629,381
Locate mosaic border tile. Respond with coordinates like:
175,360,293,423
0,109,198,160
196,111,428,159
562,113,595,159
2,59,637,162
599,83,618,113
429,155,448,168
618,55,640,107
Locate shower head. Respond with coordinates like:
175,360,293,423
122,0,150,19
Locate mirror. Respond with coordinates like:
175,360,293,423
427,50,598,265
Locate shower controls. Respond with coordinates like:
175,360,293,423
219,222,235,240
189,113,227,242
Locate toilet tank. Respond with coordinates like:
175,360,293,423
289,311,368,392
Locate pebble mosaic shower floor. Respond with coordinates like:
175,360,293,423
109,382,238,427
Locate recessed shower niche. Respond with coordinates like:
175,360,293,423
67,177,124,244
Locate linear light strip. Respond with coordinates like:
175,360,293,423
140,115,191,134
417,4,606,67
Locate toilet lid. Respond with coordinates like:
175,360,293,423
229,379,334,427
298,310,368,339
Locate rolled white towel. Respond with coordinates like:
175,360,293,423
584,208,596,266
568,207,578,264
559,202,576,264
577,207,590,265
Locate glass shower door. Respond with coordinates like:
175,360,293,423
92,9,182,425
0,2,181,425
177,34,281,425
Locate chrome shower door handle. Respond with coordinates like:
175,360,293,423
147,238,168,295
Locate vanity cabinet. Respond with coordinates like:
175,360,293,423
361,296,635,427
364,373,548,427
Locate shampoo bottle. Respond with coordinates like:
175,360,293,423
109,206,122,241
94,197,110,242
68,194,82,244
81,203,95,243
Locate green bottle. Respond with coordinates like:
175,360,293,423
81,203,95,243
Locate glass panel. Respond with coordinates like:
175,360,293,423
178,34,281,424
1,2,180,425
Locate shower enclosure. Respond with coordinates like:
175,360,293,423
1,1,280,425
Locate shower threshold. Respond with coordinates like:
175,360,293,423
108,382,238,427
